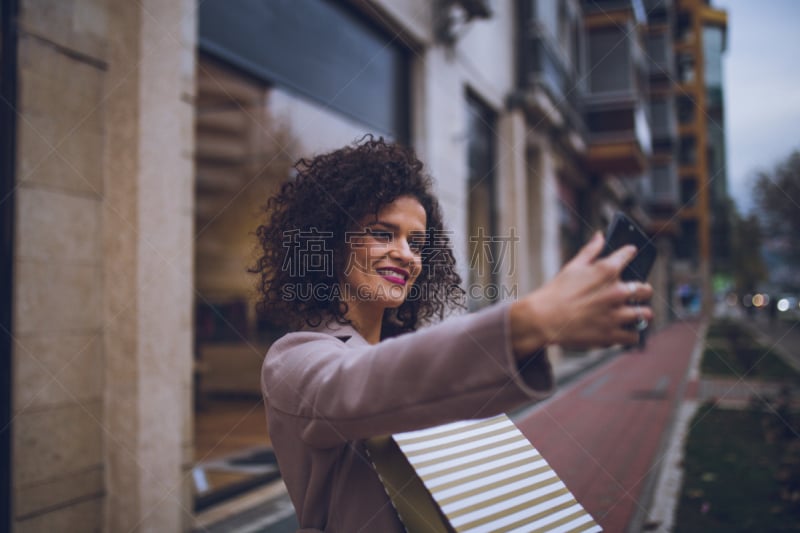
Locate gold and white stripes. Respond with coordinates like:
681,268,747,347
392,415,602,533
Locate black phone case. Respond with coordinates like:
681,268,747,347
601,212,657,282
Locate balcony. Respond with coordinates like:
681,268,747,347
516,20,586,143
584,103,650,173
583,22,651,174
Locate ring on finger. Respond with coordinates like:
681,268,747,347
635,305,648,331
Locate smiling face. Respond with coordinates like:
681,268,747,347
340,196,427,321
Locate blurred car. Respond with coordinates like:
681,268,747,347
776,295,800,321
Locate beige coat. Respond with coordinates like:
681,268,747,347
261,302,554,532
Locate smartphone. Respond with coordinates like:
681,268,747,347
601,212,657,282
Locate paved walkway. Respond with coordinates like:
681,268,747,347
514,320,703,533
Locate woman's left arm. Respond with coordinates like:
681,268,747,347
262,302,552,449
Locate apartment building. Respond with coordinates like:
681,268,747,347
515,0,662,326
527,0,728,321
642,0,684,321
0,0,727,530
672,0,729,308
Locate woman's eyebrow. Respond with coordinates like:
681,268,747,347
365,220,426,234
364,221,397,230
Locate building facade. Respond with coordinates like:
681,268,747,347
1,0,726,530
671,0,729,308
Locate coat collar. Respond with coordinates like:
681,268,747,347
304,320,371,348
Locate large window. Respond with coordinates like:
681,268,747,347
649,96,676,140
587,27,631,94
191,36,407,512
703,25,726,114
677,94,696,125
650,99,668,133
679,136,698,166
192,57,286,512
199,0,410,141
466,93,498,310
191,4,413,510
645,31,670,72
680,178,698,207
703,26,724,86
650,163,676,202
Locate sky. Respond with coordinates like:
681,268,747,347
713,0,800,213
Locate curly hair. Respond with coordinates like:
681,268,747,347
251,135,464,338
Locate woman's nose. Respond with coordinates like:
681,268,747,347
390,239,415,262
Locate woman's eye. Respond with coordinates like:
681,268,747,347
409,240,425,253
367,229,392,241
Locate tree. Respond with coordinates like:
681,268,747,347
752,149,800,266
730,210,766,295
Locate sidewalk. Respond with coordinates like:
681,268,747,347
513,320,704,532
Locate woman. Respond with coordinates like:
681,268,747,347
253,136,652,532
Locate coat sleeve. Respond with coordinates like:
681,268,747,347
261,302,553,448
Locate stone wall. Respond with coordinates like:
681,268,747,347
12,1,196,531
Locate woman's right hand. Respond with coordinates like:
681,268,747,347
510,231,654,358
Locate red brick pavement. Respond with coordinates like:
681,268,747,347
515,320,702,532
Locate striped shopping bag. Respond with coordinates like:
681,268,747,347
366,414,601,533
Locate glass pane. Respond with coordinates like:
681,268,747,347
679,136,697,165
703,26,725,108
677,95,696,124
466,95,498,309
681,178,698,206
199,0,409,140
652,165,673,195
194,57,283,510
588,28,631,93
